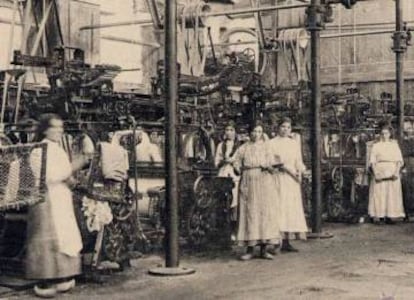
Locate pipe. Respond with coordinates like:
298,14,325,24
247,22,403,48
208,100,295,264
101,35,160,48
272,0,279,87
395,0,404,141
164,0,179,268
325,20,414,30
200,28,397,48
83,3,308,31
321,29,395,38
201,40,258,48
0,75,10,125
205,2,309,18
146,0,163,29
309,0,323,234
250,0,266,49
79,19,153,30
262,20,414,31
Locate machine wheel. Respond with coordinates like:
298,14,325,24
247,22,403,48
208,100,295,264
331,167,344,193
193,176,214,209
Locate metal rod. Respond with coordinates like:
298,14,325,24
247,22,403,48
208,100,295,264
78,19,414,34
30,2,52,56
262,20,414,31
200,28,397,48
321,29,395,38
164,0,179,268
90,13,94,64
201,40,258,48
104,4,307,31
42,0,47,56
272,0,279,87
250,0,266,48
309,0,322,234
146,0,163,29
205,3,309,18
118,68,141,72
0,75,10,125
79,19,153,31
325,20,414,29
207,27,217,66
202,28,400,49
395,0,404,141
5,0,18,68
101,35,160,48
14,76,24,123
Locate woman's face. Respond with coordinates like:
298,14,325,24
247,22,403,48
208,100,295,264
278,121,292,137
45,118,64,142
137,131,144,143
150,131,158,141
224,126,236,140
250,126,263,142
381,128,391,141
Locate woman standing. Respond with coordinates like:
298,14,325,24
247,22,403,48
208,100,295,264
214,121,241,224
27,114,87,298
368,122,405,224
268,117,308,252
233,123,280,260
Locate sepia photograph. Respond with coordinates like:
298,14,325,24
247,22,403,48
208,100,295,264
0,0,413,299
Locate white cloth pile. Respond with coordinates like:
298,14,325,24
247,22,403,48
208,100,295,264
82,196,113,232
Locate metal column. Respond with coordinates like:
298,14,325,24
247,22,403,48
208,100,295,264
395,0,404,141
149,0,194,276
308,0,323,234
164,0,179,268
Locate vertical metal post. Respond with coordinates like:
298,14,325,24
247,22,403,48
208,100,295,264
395,0,404,142
164,0,179,268
149,0,194,277
308,0,322,234
272,0,278,87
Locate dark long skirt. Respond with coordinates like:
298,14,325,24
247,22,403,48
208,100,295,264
25,195,81,280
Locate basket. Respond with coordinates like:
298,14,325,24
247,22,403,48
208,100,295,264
0,143,47,211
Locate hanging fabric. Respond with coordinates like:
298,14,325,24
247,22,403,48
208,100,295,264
278,28,310,86
178,1,210,76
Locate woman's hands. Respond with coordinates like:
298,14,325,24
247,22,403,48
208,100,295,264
72,154,91,172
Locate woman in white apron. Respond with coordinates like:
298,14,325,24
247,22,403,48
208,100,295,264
368,122,405,224
267,117,308,252
27,114,87,298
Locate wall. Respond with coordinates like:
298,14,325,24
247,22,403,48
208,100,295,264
88,0,147,92
0,0,146,91
60,0,100,65
0,0,100,85
274,0,414,99
140,2,262,91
